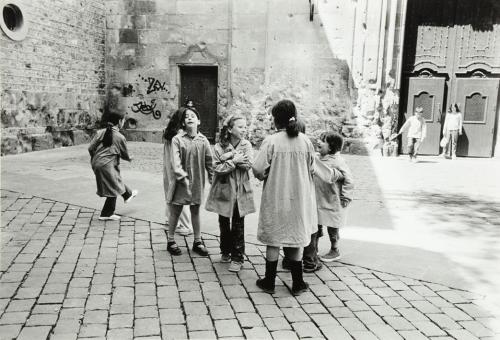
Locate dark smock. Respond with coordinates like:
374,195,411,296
88,127,131,197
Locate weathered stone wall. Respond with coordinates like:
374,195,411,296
105,0,354,146
1,0,106,155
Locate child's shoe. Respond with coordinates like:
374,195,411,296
192,241,209,256
99,214,121,221
228,261,243,272
303,261,323,273
167,241,182,256
125,190,138,203
290,260,309,296
256,260,278,294
320,248,341,262
220,253,231,263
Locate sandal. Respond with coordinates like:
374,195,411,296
167,241,182,256
192,241,209,256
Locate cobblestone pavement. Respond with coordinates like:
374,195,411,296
2,190,499,340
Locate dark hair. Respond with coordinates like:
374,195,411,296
322,131,343,154
180,107,201,129
448,103,460,113
271,99,300,137
164,108,184,141
296,119,306,134
102,113,122,147
219,115,246,146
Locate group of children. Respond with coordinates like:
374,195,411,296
88,99,354,296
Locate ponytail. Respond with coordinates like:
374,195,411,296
272,99,300,138
102,123,114,147
218,125,231,147
285,117,300,137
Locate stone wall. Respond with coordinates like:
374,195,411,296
0,0,106,155
105,0,354,146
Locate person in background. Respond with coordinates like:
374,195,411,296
396,106,427,162
88,112,138,221
441,103,463,160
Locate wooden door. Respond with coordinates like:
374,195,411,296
401,0,500,157
454,78,499,157
180,66,218,143
402,77,445,155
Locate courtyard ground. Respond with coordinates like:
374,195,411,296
1,143,499,339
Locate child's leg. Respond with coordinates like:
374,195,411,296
190,204,201,242
266,246,280,261
121,185,132,201
284,247,309,295
407,138,415,158
101,197,117,217
231,205,245,263
178,206,192,230
256,245,280,293
303,230,319,270
168,204,183,241
219,214,231,256
414,138,422,157
327,227,339,249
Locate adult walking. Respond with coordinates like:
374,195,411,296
252,99,317,296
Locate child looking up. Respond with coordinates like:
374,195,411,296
253,99,316,296
167,106,214,256
163,109,193,236
206,115,255,272
88,112,138,220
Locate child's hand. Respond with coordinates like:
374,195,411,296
340,199,350,208
233,152,248,165
183,177,190,187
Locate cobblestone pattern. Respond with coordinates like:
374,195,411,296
1,190,499,340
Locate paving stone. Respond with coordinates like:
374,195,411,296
383,316,416,331
109,314,133,328
106,328,133,340
135,305,159,318
447,329,482,340
255,304,283,318
0,324,22,339
5,299,36,312
275,297,300,308
367,324,404,340
183,301,208,316
162,324,188,339
292,321,322,338
302,303,329,314
0,311,30,325
263,317,292,331
186,315,214,331
79,323,107,337
236,312,263,327
17,326,52,340
349,330,379,340
320,325,354,340
214,319,243,337
230,298,255,313
412,321,447,336
134,317,161,337
271,330,300,340
26,313,59,326
208,305,236,320
243,326,273,340
459,320,494,337
188,330,217,339
397,330,429,339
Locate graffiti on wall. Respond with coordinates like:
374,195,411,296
139,75,168,95
131,99,161,119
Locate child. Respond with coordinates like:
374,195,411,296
397,106,427,162
315,132,354,263
206,114,255,272
163,109,193,236
252,99,316,296
441,103,463,159
88,112,138,220
166,106,214,256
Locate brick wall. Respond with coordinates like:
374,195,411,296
1,0,106,155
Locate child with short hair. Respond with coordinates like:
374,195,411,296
163,109,193,236
253,99,316,296
166,106,214,256
397,106,427,162
315,132,354,262
88,112,138,220
206,115,255,272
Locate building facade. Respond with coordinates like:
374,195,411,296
1,0,499,157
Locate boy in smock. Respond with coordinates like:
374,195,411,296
313,132,354,263
206,115,256,272
397,106,427,162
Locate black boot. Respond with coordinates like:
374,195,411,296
256,259,278,294
290,260,309,296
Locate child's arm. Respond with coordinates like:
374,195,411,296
252,138,272,181
213,146,236,176
236,141,253,170
171,137,188,181
118,136,132,162
397,118,411,136
338,161,354,207
204,139,214,184
421,120,427,140
88,131,101,158
314,156,344,183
